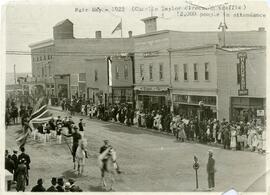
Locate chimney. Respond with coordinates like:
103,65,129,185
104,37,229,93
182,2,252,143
95,31,102,38
141,16,158,33
128,31,133,38
258,27,265,32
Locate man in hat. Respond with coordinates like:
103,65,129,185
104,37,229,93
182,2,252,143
31,178,46,192
11,149,18,182
56,177,64,192
78,118,84,137
18,147,31,186
207,150,216,191
63,126,82,166
69,178,83,192
47,177,57,192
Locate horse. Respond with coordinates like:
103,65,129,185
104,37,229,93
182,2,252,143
98,147,118,191
75,138,88,176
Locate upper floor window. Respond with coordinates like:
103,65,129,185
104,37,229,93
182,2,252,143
193,63,198,80
159,63,164,80
124,65,128,80
183,64,188,81
140,64,144,80
174,64,179,81
94,70,98,81
115,65,119,80
205,63,209,80
149,63,153,80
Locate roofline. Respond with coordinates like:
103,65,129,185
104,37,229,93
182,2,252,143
133,30,170,38
217,46,266,52
168,44,217,52
29,39,54,49
141,16,158,21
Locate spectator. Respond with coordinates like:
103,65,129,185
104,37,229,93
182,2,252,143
5,150,15,174
207,150,216,191
11,149,18,182
16,159,27,192
56,177,65,192
69,178,83,192
31,178,46,192
47,177,57,192
18,147,31,186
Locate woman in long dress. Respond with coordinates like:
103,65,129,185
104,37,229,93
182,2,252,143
230,127,237,150
16,159,27,192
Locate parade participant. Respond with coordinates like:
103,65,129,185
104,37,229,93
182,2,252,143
207,150,216,191
45,123,51,143
78,118,84,137
62,126,82,168
47,177,57,192
56,116,62,125
31,178,46,192
56,124,63,144
75,138,88,176
18,147,31,186
11,149,18,182
56,178,65,192
16,159,27,192
67,116,75,134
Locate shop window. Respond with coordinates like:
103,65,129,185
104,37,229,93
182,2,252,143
140,64,144,80
44,55,46,60
159,63,164,80
124,65,128,80
149,63,153,80
94,70,98,81
183,64,188,80
194,63,198,80
115,65,119,80
174,64,179,81
42,67,44,77
205,63,209,80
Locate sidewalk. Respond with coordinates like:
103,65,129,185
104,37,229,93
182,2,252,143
48,105,249,152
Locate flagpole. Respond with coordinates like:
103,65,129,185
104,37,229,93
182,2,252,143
121,18,123,38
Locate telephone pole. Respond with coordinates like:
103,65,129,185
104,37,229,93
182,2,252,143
14,64,16,84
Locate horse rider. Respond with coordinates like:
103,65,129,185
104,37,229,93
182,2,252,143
62,126,82,168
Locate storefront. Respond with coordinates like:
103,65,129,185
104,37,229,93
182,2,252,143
112,87,133,105
135,86,170,111
230,97,266,123
173,94,217,120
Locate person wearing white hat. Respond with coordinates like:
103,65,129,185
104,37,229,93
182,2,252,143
207,150,216,191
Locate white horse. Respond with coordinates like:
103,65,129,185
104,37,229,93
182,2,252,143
75,138,88,176
98,147,118,191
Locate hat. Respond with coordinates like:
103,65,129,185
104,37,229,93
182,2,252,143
37,178,43,185
103,140,109,143
51,177,57,183
13,149,18,153
57,177,64,184
68,178,75,184
65,182,71,189
73,126,78,130
80,118,83,121
208,150,213,155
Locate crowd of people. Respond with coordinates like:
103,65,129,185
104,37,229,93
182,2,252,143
59,97,266,154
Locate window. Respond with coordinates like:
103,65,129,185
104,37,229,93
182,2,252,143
237,63,241,84
193,63,198,80
174,64,179,81
205,63,209,80
124,65,128,80
42,66,44,77
183,64,188,81
140,64,144,80
40,56,42,61
44,55,46,60
115,66,119,79
159,63,163,80
149,63,153,80
48,55,50,59
94,70,98,81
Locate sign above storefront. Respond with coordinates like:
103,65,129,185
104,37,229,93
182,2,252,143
135,86,168,91
237,52,248,96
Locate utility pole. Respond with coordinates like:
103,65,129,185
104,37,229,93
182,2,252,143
14,64,16,84
217,4,228,47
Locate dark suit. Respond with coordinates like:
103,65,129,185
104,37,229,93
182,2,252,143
47,185,57,192
207,157,215,188
18,153,31,185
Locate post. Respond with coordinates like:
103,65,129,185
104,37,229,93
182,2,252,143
193,155,200,190
120,18,123,38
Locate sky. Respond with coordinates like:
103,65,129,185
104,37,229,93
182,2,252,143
2,0,269,73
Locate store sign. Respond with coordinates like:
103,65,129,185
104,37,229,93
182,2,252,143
257,110,264,116
144,86,168,91
237,52,248,96
143,51,159,57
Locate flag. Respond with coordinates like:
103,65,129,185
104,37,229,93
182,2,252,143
16,97,52,147
111,20,122,34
